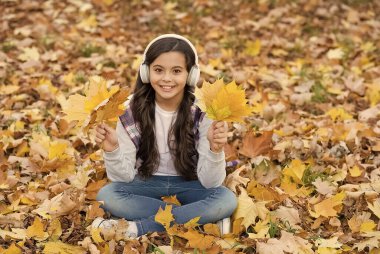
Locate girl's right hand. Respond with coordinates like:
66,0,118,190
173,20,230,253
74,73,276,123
95,123,119,152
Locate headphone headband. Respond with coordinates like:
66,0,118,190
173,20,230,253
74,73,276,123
141,34,199,66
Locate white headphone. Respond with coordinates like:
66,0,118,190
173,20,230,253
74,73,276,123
139,34,200,87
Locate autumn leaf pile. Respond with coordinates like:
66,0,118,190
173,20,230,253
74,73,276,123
1,0,380,253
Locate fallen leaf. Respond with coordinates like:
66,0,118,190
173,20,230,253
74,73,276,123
183,228,215,250
154,205,174,230
325,108,353,121
309,192,346,218
244,39,261,57
224,165,250,193
26,217,49,241
43,241,86,254
368,199,380,219
327,48,344,60
239,131,273,158
161,195,181,206
233,187,269,229
282,159,306,185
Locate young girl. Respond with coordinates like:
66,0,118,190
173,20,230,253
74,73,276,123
93,34,237,238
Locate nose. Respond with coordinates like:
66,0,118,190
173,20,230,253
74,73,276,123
162,71,172,82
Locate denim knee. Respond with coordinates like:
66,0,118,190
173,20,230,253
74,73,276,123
219,186,238,217
96,183,113,202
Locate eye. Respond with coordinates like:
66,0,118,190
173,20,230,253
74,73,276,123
173,69,182,74
154,68,162,73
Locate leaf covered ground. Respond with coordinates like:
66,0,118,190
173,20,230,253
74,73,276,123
1,0,380,253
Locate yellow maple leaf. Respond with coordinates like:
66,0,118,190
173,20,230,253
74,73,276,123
194,79,224,112
77,15,97,31
282,159,307,185
309,192,346,218
82,86,130,133
43,241,86,254
248,181,285,202
280,176,313,198
84,77,118,110
183,228,215,250
233,188,269,229
161,195,181,206
36,78,58,97
360,220,376,233
154,205,174,230
325,108,353,121
349,165,362,177
366,83,380,106
194,79,253,122
184,217,201,229
48,141,68,160
63,72,76,87
47,218,62,241
244,39,261,57
2,243,22,254
249,218,270,239
62,76,129,131
203,223,221,237
26,217,49,241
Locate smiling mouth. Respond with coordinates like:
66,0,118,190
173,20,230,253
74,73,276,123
160,85,175,91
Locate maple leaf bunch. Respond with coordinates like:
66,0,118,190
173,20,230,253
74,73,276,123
194,79,253,122
61,76,130,132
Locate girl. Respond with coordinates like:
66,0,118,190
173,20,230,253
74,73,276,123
93,34,237,238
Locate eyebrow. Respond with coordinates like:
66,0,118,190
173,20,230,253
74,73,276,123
152,64,184,69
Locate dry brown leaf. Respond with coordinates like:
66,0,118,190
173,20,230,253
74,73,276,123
224,165,250,193
239,131,273,158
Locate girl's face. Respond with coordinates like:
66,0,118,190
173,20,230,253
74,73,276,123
149,51,188,111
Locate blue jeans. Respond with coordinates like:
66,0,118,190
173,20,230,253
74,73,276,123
96,175,237,236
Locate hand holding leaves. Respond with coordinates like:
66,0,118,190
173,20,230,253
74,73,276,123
95,123,119,152
207,121,228,153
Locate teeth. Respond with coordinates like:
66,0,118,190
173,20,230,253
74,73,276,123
161,86,173,89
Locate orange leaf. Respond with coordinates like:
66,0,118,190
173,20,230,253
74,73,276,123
309,192,346,218
203,223,221,237
161,195,181,206
86,179,108,200
183,228,215,250
239,131,273,158
247,181,287,202
83,86,130,133
86,201,105,220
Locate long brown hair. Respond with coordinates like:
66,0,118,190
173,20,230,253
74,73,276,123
131,37,198,180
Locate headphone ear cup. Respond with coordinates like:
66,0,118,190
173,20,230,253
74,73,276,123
187,66,200,87
139,64,150,84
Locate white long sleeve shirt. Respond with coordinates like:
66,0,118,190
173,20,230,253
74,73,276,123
103,103,226,188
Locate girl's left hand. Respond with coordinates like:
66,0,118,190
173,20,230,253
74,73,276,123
207,121,228,153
